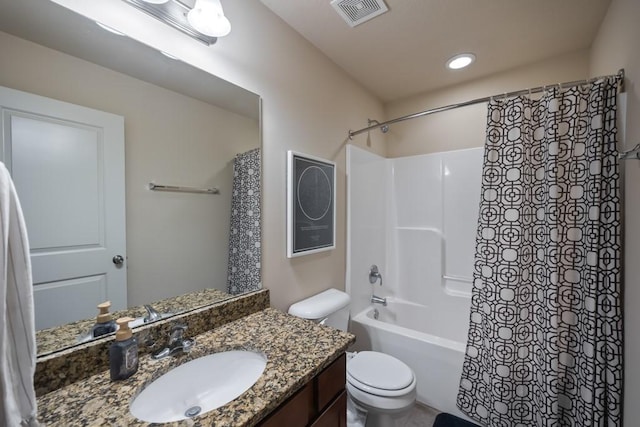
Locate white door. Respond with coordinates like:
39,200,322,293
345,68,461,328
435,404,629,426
0,86,126,330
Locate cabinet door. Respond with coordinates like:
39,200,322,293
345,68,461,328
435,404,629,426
259,382,314,427
311,391,347,427
317,353,346,411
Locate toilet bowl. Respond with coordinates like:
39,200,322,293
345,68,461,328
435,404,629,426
288,289,416,426
346,351,416,426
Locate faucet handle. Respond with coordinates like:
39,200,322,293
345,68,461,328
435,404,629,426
170,324,194,354
369,265,383,286
170,324,187,337
151,324,193,360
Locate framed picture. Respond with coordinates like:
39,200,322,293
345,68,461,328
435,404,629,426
287,151,336,258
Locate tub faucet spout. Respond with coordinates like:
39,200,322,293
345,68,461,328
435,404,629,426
371,294,387,306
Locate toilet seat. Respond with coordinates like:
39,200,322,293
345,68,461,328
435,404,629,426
347,351,416,398
348,373,417,397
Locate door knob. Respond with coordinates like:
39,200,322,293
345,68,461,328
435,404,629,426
112,255,125,266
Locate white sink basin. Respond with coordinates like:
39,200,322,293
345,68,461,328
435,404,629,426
130,350,267,423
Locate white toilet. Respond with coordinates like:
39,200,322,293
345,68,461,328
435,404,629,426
288,288,416,427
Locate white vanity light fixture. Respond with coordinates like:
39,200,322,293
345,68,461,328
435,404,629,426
187,0,231,37
95,22,126,36
140,0,170,3
446,53,476,70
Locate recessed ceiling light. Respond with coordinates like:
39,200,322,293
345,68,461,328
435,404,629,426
446,53,476,70
95,22,125,36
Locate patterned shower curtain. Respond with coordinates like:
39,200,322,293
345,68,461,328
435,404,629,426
227,148,261,295
457,77,622,426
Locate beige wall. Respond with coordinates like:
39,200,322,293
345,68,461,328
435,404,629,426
589,0,640,423
384,50,590,157
0,31,259,307
222,1,387,311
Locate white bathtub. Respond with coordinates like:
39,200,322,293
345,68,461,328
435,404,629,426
350,298,472,421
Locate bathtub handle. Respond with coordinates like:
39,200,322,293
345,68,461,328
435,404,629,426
369,265,383,286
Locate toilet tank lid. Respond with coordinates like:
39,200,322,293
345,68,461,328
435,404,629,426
288,288,350,320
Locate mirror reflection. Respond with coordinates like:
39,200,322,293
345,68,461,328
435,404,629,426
0,0,261,356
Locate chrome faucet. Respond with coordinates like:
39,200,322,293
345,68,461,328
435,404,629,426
369,265,386,306
152,324,194,359
143,304,162,323
369,265,383,286
371,294,387,306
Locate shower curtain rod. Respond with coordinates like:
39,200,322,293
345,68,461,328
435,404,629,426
348,69,625,140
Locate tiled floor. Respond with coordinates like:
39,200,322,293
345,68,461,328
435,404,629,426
402,403,440,426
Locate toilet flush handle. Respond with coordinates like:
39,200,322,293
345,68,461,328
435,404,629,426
369,265,383,286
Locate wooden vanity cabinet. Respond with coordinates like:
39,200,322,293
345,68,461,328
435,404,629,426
259,353,346,427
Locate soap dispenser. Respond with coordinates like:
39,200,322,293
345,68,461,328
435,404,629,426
109,317,139,381
91,301,117,338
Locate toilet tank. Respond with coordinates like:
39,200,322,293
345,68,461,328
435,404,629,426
288,288,351,331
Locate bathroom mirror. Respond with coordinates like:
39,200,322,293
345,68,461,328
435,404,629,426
0,0,262,356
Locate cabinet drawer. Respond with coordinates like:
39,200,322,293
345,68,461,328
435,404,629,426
316,353,346,411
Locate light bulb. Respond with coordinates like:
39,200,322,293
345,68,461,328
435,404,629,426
446,53,476,70
187,0,231,37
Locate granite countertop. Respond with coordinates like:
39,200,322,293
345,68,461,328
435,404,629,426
37,308,355,426
36,288,232,356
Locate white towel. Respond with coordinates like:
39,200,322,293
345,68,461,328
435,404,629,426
0,162,38,426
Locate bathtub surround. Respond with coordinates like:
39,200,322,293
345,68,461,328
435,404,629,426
347,145,480,418
458,77,623,425
227,148,262,295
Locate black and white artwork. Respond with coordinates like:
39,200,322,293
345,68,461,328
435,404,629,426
287,151,335,258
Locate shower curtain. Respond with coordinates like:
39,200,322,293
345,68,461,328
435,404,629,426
457,77,622,426
227,148,261,295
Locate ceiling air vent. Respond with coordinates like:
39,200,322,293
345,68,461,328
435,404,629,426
330,0,389,28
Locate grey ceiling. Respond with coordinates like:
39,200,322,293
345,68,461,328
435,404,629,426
261,0,612,102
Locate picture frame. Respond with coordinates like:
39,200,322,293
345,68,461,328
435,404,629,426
286,150,336,258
